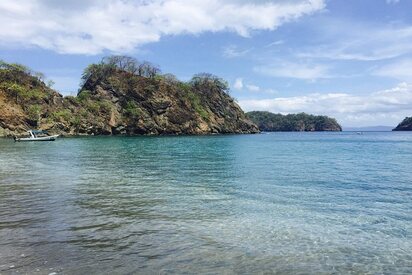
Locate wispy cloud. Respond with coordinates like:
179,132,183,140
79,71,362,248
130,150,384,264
254,61,331,80
223,45,252,58
264,40,285,48
296,22,412,61
239,82,412,126
373,59,412,81
246,84,260,92
0,0,325,54
386,0,400,4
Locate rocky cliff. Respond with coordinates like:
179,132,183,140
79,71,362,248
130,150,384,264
0,58,258,137
246,111,342,132
393,117,412,131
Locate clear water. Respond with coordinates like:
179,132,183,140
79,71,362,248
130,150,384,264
0,132,411,274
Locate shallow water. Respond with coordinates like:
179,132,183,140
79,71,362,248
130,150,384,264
0,132,411,274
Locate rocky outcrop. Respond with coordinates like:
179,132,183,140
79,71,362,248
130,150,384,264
246,111,342,132
0,59,258,137
393,117,412,131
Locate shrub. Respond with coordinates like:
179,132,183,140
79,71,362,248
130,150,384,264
98,100,112,114
185,91,209,121
6,83,26,101
51,110,72,122
124,101,142,119
70,115,82,129
26,88,47,101
177,82,191,93
85,101,100,115
27,105,42,122
77,90,92,102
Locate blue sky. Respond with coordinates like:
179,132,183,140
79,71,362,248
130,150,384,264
1,0,412,127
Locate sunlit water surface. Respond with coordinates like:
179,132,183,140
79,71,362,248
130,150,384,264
0,132,411,274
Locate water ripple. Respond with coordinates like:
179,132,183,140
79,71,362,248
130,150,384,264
0,133,411,273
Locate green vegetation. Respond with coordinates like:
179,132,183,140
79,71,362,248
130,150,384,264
185,91,209,121
76,90,112,115
177,82,191,93
70,115,82,130
98,100,112,114
1,82,46,103
27,105,42,122
85,101,100,115
77,90,92,102
124,101,143,119
0,60,32,75
0,60,49,105
51,110,72,122
247,111,342,132
0,60,46,84
3,82,25,102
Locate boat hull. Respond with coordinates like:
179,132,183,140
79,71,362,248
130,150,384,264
15,135,59,142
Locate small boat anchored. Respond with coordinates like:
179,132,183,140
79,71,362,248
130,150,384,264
14,130,59,142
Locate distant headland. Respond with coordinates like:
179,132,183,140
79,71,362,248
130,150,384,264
246,111,342,132
393,117,412,131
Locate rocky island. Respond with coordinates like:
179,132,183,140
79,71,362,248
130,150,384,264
247,111,342,132
393,117,412,131
0,56,258,137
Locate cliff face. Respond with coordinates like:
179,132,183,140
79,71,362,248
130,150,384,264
393,117,412,131
0,60,258,137
246,111,342,132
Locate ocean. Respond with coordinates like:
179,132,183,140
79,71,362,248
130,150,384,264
0,132,411,274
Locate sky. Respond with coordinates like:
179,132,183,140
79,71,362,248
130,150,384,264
1,0,412,127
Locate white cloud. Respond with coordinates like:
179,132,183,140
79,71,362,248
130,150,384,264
233,78,244,90
254,62,330,80
373,59,412,81
233,78,260,92
239,82,412,126
246,84,260,92
0,0,325,54
232,78,276,94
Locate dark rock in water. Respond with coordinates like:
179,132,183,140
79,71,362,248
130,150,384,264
246,111,342,132
0,58,258,137
393,117,412,131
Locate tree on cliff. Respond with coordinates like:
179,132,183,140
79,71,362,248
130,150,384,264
190,73,229,93
80,56,162,89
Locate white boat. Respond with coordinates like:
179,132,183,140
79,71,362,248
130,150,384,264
14,130,59,142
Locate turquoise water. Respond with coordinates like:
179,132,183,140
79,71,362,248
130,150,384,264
0,132,411,274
